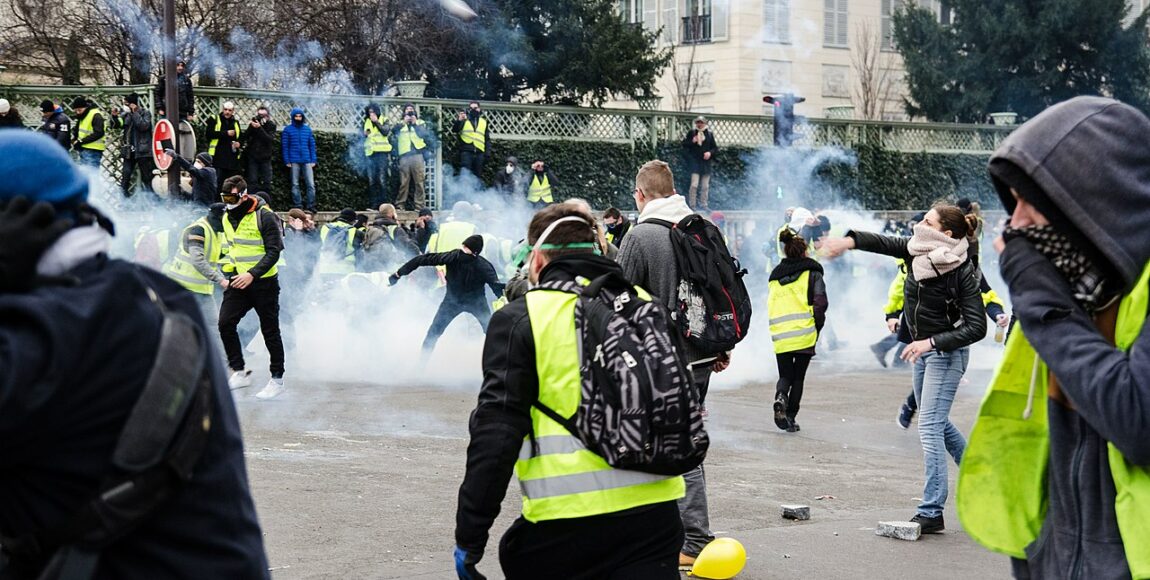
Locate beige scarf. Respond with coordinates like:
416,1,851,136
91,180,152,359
907,224,968,280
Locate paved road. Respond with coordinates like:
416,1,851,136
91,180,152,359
238,342,1013,579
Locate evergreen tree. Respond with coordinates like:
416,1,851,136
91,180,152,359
893,0,1150,122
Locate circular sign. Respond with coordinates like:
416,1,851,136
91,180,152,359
152,119,176,171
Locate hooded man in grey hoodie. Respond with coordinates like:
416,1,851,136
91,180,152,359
617,159,731,570
958,96,1150,580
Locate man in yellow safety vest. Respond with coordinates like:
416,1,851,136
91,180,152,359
161,203,228,325
957,96,1150,579
453,100,489,183
390,108,433,211
363,103,392,208
526,160,556,209
452,203,685,580
69,97,105,168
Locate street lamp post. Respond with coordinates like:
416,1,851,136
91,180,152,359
163,0,179,197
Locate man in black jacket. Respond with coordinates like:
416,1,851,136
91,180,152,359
155,60,196,121
207,102,243,192
36,100,71,150
389,234,503,361
0,131,269,578
119,93,153,196
681,116,718,210
167,149,218,207
241,106,277,194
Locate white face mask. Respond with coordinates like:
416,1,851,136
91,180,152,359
193,161,203,170
225,202,241,210
506,164,515,174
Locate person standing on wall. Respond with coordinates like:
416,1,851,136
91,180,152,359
281,107,317,212
391,108,432,212
453,101,489,183
207,101,243,191
525,160,556,209
154,59,196,122
363,103,393,209
69,97,106,169
681,115,718,211
241,105,277,196
119,93,154,197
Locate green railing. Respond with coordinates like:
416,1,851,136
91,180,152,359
0,84,1017,209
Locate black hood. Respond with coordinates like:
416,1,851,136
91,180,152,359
539,253,622,285
989,96,1150,290
769,257,823,283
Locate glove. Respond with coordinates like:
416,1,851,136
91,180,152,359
388,273,400,286
164,148,177,157
453,546,486,580
0,198,73,293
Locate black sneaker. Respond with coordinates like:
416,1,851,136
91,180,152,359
870,343,888,368
786,420,800,433
773,393,790,430
910,513,945,534
897,403,916,430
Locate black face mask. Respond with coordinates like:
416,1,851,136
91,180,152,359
468,109,480,120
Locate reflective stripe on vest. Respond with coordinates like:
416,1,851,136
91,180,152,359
957,263,1150,577
527,174,553,203
77,108,105,151
364,118,392,155
319,222,357,275
396,125,426,156
208,115,240,156
460,117,488,152
767,270,816,353
516,289,684,522
161,218,221,294
221,207,277,278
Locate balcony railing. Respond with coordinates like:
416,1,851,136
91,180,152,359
681,15,712,44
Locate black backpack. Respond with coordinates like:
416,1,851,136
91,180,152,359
649,215,752,354
532,272,709,476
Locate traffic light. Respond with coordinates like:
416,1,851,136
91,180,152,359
763,93,805,147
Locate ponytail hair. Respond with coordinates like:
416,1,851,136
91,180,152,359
779,227,808,259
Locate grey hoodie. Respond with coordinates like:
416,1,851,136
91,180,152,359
990,96,1150,580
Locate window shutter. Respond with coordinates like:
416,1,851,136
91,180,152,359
663,0,679,44
764,0,778,42
780,0,790,42
823,0,836,45
712,0,728,40
643,0,658,33
836,0,848,46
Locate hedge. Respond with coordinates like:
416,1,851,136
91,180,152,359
196,124,998,211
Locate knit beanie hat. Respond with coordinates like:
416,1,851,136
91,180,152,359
195,152,213,167
70,97,88,109
125,93,140,106
0,131,89,213
462,234,484,254
40,99,56,113
339,208,358,223
0,99,9,114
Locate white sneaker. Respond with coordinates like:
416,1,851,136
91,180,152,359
228,369,253,390
255,377,285,400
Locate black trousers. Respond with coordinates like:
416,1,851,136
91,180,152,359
499,501,683,580
246,159,273,194
775,352,813,419
217,167,243,193
218,276,285,377
365,153,390,207
460,149,485,181
121,155,155,196
422,297,491,355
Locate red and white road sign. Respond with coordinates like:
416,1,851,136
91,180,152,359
153,119,176,171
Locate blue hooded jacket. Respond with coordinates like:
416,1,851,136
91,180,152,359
280,107,316,164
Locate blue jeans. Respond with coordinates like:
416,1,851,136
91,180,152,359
912,348,969,518
78,148,103,168
290,163,316,210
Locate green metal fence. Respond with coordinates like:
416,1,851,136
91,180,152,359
0,84,1017,209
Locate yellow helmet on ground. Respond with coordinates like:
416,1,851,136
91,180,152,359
688,537,747,579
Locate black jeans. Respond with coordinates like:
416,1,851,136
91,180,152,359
246,159,273,194
775,352,813,419
218,276,285,378
217,167,243,193
421,297,491,356
121,155,155,196
460,149,485,181
365,153,389,207
499,501,683,580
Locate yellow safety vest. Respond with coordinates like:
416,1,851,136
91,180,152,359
958,263,1150,578
884,261,907,316
363,118,392,156
395,124,427,156
208,115,241,156
340,271,389,292
134,227,173,267
76,108,106,151
221,207,277,278
460,117,488,152
517,288,685,522
162,218,222,295
319,222,357,275
527,174,553,204
767,270,817,354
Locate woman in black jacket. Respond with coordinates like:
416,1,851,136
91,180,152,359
822,204,986,534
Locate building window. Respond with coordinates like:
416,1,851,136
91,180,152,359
823,0,848,48
822,65,850,98
681,0,712,44
881,0,900,50
618,0,643,23
763,0,791,44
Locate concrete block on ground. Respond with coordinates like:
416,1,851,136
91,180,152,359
875,521,921,541
781,504,811,521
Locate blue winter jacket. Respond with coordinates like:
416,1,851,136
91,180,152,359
280,107,317,164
